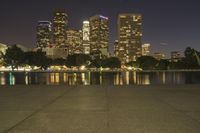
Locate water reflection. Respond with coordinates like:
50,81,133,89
9,72,15,85
0,72,6,85
0,71,199,85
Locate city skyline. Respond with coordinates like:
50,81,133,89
0,0,200,57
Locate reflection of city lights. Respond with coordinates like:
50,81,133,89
114,73,120,85
125,71,129,85
50,73,55,83
80,65,86,70
0,72,6,85
143,74,150,85
55,73,60,83
81,73,87,85
100,72,102,85
9,73,15,85
25,72,29,85
63,73,68,83
133,72,137,84
162,72,166,84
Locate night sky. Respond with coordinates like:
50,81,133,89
0,0,200,56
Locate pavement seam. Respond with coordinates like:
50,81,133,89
106,86,110,133
3,86,77,133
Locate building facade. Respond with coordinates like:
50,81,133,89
82,21,90,54
52,11,68,48
89,15,109,56
154,52,165,60
0,43,8,66
66,29,82,55
118,14,142,63
142,43,151,56
36,21,52,49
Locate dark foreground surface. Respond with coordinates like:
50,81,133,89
0,85,200,133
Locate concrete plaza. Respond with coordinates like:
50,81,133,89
0,85,200,133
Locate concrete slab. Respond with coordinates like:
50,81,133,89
0,85,200,133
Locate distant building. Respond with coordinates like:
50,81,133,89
171,51,182,62
142,43,151,56
154,52,165,60
0,43,8,55
66,29,82,55
52,11,68,48
43,47,68,59
118,14,142,63
0,43,8,65
82,21,90,54
36,21,52,49
114,40,119,57
89,15,109,56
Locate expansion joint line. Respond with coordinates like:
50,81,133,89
3,86,77,133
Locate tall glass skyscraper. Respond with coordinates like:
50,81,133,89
52,11,68,48
66,29,82,55
82,21,90,54
36,21,52,49
89,15,109,56
118,14,142,63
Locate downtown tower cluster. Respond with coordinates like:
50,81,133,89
36,11,142,64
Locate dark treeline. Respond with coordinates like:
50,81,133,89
2,45,200,70
127,47,200,70
2,45,121,70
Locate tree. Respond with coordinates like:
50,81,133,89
66,54,91,67
126,61,140,68
156,59,170,70
52,58,66,66
34,50,52,70
137,56,158,70
24,50,52,70
183,47,200,69
4,45,25,70
101,57,121,68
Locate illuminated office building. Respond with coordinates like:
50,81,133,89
89,15,109,56
66,29,83,55
142,43,151,56
154,52,166,60
36,21,52,49
118,14,142,63
0,43,8,65
52,11,68,48
82,21,90,54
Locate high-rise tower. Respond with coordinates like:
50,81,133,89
118,14,142,63
82,21,90,54
36,21,52,49
66,29,82,55
52,11,68,48
89,15,109,56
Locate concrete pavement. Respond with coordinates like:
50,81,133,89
0,85,200,133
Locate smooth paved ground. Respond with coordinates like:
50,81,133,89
0,85,200,133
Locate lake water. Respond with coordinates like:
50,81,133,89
0,71,200,85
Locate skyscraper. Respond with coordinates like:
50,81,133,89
66,29,82,55
36,21,52,49
118,14,142,63
52,11,68,48
142,43,151,56
89,15,109,56
154,52,165,60
82,21,90,54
